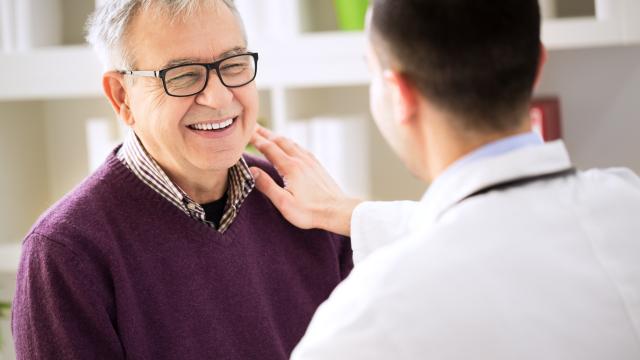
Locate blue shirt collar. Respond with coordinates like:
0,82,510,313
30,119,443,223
430,131,544,192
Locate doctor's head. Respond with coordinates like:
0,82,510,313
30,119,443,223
87,0,259,182
365,0,544,181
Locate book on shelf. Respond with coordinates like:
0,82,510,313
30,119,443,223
1,0,62,53
530,96,562,142
282,116,370,199
0,0,15,52
234,0,300,41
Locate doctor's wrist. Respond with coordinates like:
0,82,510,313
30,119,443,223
317,197,363,237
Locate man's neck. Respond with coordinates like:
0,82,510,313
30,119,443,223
123,132,231,204
148,152,230,204
168,167,230,204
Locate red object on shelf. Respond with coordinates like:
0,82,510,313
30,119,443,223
530,97,562,142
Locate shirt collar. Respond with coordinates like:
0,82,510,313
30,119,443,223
117,129,255,232
437,132,544,186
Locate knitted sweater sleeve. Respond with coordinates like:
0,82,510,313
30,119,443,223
12,233,124,360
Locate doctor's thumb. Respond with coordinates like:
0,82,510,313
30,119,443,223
250,167,287,205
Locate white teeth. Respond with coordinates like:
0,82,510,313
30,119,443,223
190,118,235,131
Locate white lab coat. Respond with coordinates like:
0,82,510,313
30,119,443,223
292,141,640,359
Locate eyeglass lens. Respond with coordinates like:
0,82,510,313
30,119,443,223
164,54,256,96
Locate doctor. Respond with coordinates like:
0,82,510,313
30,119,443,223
250,0,640,359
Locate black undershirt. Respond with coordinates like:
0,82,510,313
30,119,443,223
201,192,228,228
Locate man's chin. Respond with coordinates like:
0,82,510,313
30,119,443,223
196,151,244,172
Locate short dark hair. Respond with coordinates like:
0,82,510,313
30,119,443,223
371,0,541,132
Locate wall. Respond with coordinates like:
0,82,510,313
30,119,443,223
0,102,49,244
536,44,640,172
43,98,116,203
60,0,94,45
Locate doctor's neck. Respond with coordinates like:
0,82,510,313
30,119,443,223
417,102,532,183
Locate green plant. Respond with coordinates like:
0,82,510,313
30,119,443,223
0,301,9,318
334,0,369,31
0,301,10,351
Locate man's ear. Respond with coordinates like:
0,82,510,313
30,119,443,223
103,71,134,126
534,43,547,89
383,70,418,125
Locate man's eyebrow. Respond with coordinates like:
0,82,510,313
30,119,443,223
161,47,248,68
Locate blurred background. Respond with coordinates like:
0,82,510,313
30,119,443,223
1,0,640,357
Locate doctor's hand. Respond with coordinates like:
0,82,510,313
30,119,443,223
249,126,362,237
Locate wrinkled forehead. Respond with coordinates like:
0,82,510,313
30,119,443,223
124,1,246,70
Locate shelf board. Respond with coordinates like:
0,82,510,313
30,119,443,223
257,32,370,88
0,45,104,101
0,243,21,274
0,32,370,101
542,17,626,50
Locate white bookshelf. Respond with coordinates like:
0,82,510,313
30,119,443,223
2,0,639,99
542,0,640,50
0,45,102,100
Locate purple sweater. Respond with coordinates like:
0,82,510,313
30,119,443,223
12,152,353,360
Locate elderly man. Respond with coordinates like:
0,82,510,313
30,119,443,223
11,1,352,359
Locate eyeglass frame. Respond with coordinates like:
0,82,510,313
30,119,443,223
118,52,259,97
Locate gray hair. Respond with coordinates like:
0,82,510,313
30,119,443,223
86,0,239,71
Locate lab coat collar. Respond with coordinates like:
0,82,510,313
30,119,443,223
410,140,572,233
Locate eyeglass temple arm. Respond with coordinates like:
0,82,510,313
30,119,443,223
119,70,159,78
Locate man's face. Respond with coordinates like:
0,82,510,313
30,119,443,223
124,4,258,180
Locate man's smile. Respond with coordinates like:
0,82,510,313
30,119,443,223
187,116,238,132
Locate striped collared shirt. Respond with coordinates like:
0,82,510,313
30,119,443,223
116,130,255,233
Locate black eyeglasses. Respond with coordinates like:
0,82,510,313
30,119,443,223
119,52,259,97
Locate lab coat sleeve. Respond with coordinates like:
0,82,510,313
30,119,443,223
290,244,407,360
350,200,419,264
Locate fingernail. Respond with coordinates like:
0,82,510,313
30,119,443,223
250,168,260,179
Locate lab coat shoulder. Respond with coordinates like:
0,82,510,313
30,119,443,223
350,200,420,264
581,166,640,194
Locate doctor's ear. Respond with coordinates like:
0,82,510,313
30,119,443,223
533,43,548,89
103,71,135,126
383,70,419,125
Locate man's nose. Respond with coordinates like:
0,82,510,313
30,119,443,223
194,71,234,108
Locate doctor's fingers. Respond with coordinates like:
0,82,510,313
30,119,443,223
252,132,307,176
250,166,315,229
